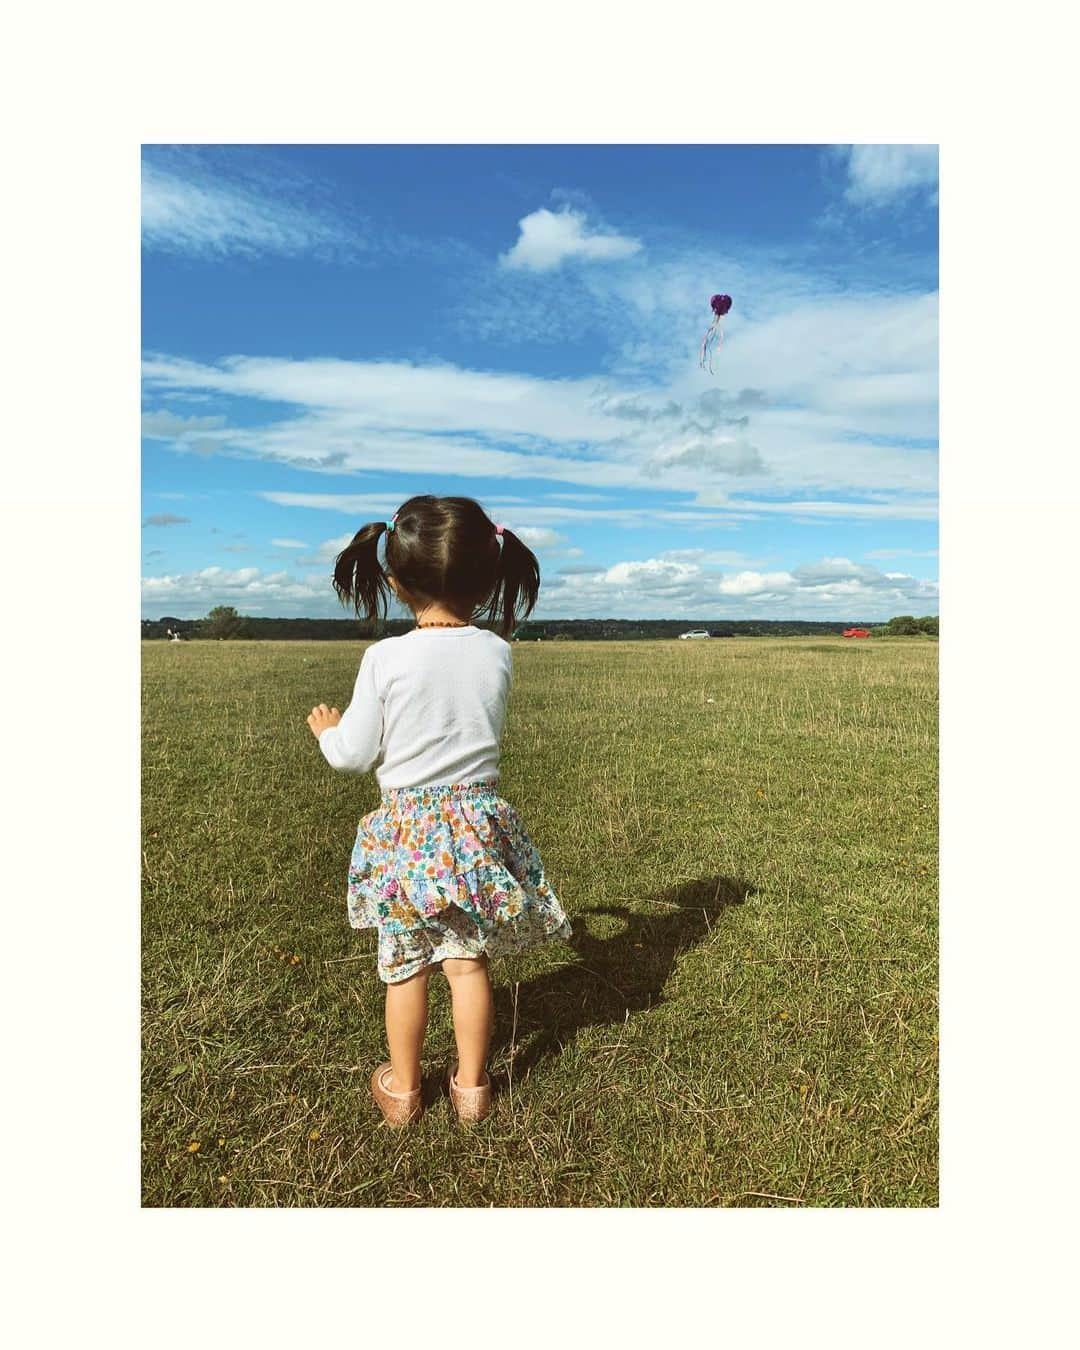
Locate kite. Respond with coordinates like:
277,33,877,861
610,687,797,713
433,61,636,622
699,293,732,373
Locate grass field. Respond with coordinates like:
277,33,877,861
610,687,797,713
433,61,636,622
142,635,938,1207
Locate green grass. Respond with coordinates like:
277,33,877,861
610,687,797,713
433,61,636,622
142,636,937,1207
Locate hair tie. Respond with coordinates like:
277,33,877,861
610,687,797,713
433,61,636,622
385,511,398,533
494,523,505,536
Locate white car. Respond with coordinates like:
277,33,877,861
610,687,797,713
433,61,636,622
679,629,712,640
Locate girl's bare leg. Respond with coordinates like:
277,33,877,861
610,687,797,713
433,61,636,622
442,955,494,1087
384,967,430,1093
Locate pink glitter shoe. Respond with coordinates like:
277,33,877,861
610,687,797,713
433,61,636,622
447,1065,492,1124
370,1062,422,1126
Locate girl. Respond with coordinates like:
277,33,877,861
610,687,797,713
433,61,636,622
305,495,572,1126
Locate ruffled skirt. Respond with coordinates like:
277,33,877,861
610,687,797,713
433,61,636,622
347,780,572,983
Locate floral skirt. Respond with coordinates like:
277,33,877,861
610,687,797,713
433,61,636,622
347,780,572,983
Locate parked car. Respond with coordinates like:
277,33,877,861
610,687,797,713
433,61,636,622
678,629,712,640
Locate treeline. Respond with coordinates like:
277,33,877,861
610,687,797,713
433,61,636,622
143,606,938,641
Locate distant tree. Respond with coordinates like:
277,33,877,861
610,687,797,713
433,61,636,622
917,615,939,635
885,614,922,635
203,605,247,639
144,614,939,642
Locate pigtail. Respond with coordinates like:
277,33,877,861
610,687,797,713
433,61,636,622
332,521,393,627
478,526,540,639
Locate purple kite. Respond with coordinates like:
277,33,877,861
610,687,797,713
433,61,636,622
699,293,732,373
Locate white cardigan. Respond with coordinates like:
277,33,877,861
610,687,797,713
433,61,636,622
318,626,513,790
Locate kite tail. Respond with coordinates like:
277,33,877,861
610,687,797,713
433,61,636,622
699,316,721,371
699,318,726,373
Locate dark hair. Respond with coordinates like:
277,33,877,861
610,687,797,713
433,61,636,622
331,495,540,639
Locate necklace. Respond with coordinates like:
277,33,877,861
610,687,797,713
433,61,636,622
415,620,469,629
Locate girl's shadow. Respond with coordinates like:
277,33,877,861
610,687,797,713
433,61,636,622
488,874,753,1082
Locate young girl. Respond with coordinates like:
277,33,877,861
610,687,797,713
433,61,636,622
305,495,572,1126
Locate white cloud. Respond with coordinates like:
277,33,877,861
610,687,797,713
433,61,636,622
299,533,360,566
140,218,937,524
510,527,568,551
695,492,938,521
540,553,938,620
143,512,189,527
291,526,596,579
271,538,309,549
605,559,700,590
791,556,895,586
839,145,938,208
644,434,765,478
545,492,616,502
141,159,359,259
499,207,643,272
661,547,763,567
141,565,328,616
716,570,797,597
142,352,619,441
142,315,938,508
142,410,227,438
265,495,754,530
142,549,937,623
864,547,939,559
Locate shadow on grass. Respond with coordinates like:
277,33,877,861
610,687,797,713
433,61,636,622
487,874,754,1084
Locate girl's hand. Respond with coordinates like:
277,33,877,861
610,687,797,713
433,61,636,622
306,703,342,739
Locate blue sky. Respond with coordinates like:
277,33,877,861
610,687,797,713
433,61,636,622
141,143,938,621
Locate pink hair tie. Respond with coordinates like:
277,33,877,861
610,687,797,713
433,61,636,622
494,523,505,536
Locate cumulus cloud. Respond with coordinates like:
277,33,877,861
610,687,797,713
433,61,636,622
540,552,938,620
715,570,797,596
592,394,683,422
643,434,765,478
790,555,892,585
605,559,700,591
141,565,328,617
142,549,937,622
838,145,938,208
691,389,770,426
499,207,643,272
271,538,309,550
